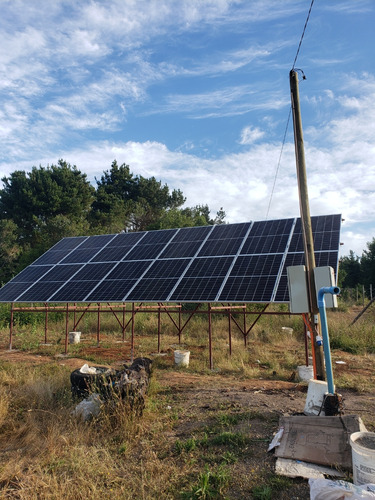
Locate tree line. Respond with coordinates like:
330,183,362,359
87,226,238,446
0,160,225,285
339,244,375,297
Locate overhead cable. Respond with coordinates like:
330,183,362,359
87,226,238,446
266,0,315,218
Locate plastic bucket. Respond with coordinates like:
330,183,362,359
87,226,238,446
304,380,332,416
350,431,375,485
297,365,314,382
69,331,81,344
281,327,293,335
174,350,190,367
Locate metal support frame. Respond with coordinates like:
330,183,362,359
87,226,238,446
6,302,301,368
44,303,49,344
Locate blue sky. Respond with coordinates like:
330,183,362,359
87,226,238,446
1,0,375,257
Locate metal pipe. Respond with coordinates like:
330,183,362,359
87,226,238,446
317,286,340,395
44,302,49,344
97,302,101,347
157,303,161,353
208,303,213,370
64,302,69,354
9,303,14,350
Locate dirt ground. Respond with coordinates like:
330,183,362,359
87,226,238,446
1,348,374,499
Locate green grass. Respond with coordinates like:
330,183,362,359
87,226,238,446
252,475,292,499
181,465,231,499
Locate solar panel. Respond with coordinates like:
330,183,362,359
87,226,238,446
0,214,342,304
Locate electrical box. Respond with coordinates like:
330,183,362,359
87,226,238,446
314,266,338,308
287,265,310,313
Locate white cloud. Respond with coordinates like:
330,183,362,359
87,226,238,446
239,126,265,144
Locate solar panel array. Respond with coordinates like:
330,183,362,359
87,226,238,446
0,214,341,304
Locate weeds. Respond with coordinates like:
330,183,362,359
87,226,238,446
176,437,198,454
181,465,230,499
252,475,292,499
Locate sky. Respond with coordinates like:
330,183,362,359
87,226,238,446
1,0,375,257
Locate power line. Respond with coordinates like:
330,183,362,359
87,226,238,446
266,0,315,218
292,0,315,70
265,108,291,220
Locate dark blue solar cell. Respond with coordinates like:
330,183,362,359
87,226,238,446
106,261,151,280
274,276,290,302
50,280,101,302
86,279,138,302
185,257,233,277
144,259,190,278
198,237,243,256
172,226,212,242
250,218,293,237
289,232,304,252
230,254,283,277
141,229,177,244
294,214,341,235
160,241,202,258
60,248,100,264
281,253,305,274
11,266,53,283
125,243,166,260
219,276,275,302
108,232,146,247
313,231,340,252
315,251,339,269
17,282,66,302
40,265,81,282
91,246,134,262
79,234,116,249
209,222,251,240
52,236,87,251
170,277,224,302
33,250,68,265
241,234,290,255
0,282,34,302
72,263,114,281
127,278,179,301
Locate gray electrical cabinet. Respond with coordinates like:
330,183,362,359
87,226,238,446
314,266,338,308
287,265,310,313
287,265,338,312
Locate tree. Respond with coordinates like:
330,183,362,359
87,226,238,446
91,160,186,232
149,205,227,230
0,160,95,240
338,250,361,289
360,239,375,290
0,161,95,282
0,219,21,285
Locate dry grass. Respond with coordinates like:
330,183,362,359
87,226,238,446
0,302,374,498
0,362,192,499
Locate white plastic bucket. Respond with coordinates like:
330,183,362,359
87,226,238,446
69,331,81,344
350,431,375,485
297,365,314,382
174,350,190,367
304,380,333,416
281,327,293,335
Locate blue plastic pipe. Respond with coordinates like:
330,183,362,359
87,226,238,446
317,286,340,395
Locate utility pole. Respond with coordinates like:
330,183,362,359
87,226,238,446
290,69,325,380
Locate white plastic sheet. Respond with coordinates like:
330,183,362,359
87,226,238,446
79,364,98,374
309,479,375,500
